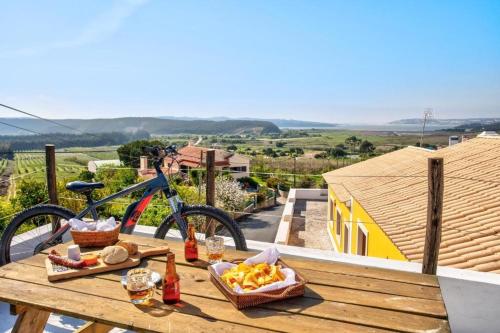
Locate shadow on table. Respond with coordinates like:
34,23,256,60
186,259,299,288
135,292,216,322
240,286,324,319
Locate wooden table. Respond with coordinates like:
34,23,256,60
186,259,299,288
0,234,450,333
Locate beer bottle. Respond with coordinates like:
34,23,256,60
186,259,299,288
184,223,198,262
162,252,180,304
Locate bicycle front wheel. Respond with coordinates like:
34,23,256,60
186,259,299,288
0,204,76,265
154,205,247,251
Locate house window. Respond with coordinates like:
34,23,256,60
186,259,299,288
357,224,368,256
230,166,247,172
336,210,341,236
329,199,335,221
343,224,350,254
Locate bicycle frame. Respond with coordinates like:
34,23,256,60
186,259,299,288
47,159,188,246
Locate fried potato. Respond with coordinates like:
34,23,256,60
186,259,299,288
220,262,286,292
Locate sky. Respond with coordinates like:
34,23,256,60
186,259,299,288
1,0,499,124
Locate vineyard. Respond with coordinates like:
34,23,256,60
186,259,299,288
0,147,119,199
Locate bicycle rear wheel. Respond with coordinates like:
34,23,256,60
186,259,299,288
0,204,76,265
154,205,247,251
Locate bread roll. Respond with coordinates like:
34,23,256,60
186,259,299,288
116,240,138,255
101,246,129,264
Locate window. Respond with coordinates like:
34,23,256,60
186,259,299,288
329,199,335,221
343,224,350,253
336,210,341,236
229,166,247,172
357,225,368,256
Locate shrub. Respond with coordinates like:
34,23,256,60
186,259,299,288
237,176,259,189
11,180,48,210
203,176,246,212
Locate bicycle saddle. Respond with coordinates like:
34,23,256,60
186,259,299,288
66,181,104,194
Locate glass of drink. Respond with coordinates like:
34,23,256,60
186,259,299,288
206,236,225,264
126,268,154,304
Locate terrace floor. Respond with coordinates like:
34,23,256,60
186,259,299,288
288,199,332,250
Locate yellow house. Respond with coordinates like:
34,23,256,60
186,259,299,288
322,133,500,273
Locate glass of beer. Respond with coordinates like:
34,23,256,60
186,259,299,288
126,268,154,304
206,236,225,264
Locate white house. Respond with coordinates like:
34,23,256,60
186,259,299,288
87,160,122,173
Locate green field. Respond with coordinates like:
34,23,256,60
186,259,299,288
187,129,453,154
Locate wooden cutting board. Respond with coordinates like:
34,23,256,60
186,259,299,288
45,246,170,282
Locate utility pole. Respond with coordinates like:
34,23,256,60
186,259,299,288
420,108,433,147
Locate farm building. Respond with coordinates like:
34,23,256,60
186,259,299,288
322,131,500,273
87,160,121,173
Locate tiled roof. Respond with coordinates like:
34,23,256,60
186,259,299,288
323,136,500,273
166,146,232,167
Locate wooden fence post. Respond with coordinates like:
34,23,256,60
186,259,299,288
422,157,444,275
206,149,215,207
45,144,58,205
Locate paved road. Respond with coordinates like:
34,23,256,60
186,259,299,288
237,204,285,243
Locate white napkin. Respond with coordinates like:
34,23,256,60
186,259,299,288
69,217,116,231
211,247,296,294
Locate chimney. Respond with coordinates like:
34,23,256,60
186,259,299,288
448,136,459,147
139,156,148,171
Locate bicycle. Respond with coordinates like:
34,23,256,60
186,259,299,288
0,145,247,265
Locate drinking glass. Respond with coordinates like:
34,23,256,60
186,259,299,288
126,268,154,304
206,236,225,264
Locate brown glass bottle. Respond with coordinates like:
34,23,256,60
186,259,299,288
184,223,198,262
162,252,180,304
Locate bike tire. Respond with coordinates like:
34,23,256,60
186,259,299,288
0,204,76,265
154,205,248,251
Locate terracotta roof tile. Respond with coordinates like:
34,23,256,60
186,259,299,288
323,136,500,273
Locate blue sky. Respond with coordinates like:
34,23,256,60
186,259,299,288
1,0,499,123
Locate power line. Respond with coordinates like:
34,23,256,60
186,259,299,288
0,103,98,137
0,120,43,135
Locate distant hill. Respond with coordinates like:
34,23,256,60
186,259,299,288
389,118,500,126
445,121,500,132
0,117,280,136
159,116,337,128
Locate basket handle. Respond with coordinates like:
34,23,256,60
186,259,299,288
245,282,304,299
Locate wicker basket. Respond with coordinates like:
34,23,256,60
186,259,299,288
208,259,306,309
70,222,121,247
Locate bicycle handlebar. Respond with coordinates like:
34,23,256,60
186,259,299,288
142,145,178,158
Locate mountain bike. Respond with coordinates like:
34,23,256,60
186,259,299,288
0,145,247,265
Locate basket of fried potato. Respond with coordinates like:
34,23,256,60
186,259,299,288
208,259,306,309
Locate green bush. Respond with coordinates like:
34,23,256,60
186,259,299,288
11,180,48,210
237,176,259,189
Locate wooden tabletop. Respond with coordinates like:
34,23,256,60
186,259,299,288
0,234,450,333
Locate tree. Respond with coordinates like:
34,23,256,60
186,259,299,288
359,140,376,154
288,147,304,156
345,136,362,152
117,139,164,168
328,147,347,158
227,144,237,151
276,141,286,148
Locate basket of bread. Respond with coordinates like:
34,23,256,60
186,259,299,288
207,247,306,309
69,217,120,247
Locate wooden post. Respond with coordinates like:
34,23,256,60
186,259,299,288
206,149,215,206
293,157,297,188
422,157,444,275
45,144,58,205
